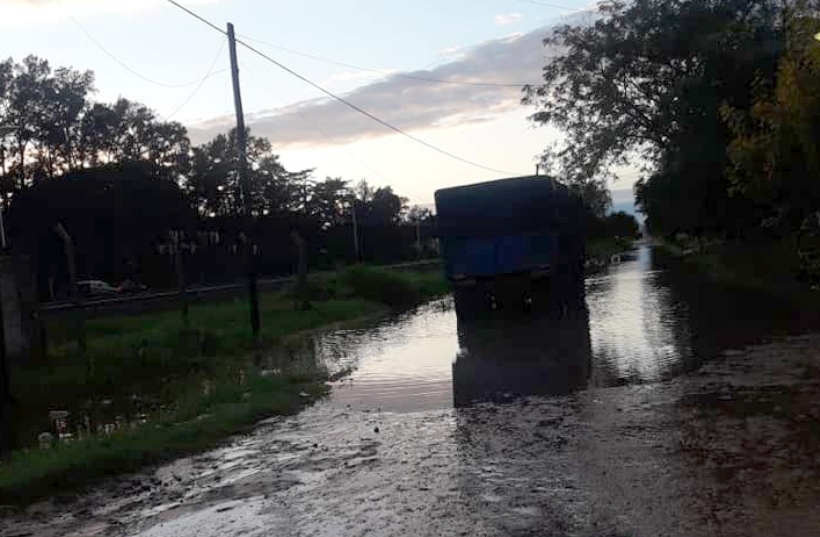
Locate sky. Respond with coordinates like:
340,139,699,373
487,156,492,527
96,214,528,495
1,0,640,209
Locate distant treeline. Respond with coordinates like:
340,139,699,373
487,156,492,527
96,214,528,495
527,0,820,284
0,56,435,298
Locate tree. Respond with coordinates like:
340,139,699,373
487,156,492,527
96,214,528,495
604,211,640,239
307,177,351,229
7,163,195,296
77,98,189,177
350,180,406,225
4,56,55,186
186,128,312,219
0,58,190,187
0,53,433,283
526,0,786,237
723,2,820,234
406,205,433,223
46,66,95,173
370,187,407,225
0,56,98,184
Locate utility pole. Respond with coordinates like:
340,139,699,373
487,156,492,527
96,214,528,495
0,266,10,456
227,23,261,342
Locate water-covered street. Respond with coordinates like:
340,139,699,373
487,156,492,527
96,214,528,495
4,245,820,536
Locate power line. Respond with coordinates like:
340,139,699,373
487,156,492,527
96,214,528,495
56,0,225,89
165,38,227,121
237,42,517,175
240,62,394,185
238,35,536,88
165,0,225,33
164,0,518,176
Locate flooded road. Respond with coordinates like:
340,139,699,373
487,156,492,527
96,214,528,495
4,245,820,536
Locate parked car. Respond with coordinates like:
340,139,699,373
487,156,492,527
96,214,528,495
77,279,120,297
117,279,148,294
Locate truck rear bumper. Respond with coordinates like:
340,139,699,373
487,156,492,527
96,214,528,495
452,267,551,288
451,267,584,316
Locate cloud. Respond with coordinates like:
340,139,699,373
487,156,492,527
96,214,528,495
494,13,522,26
189,26,555,147
438,45,467,62
320,70,391,92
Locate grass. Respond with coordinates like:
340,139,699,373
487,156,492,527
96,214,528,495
342,264,449,308
657,237,820,307
26,266,447,397
35,297,381,390
1,265,448,504
0,369,328,505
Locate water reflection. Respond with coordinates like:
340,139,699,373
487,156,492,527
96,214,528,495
319,301,459,412
586,245,693,385
452,306,591,406
320,244,819,412
24,244,818,448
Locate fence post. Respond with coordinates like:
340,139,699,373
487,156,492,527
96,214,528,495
291,230,309,311
171,231,189,329
54,224,86,362
0,267,10,456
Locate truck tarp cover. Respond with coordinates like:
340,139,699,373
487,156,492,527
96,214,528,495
435,176,579,279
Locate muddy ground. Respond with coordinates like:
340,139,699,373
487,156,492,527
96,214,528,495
3,332,820,537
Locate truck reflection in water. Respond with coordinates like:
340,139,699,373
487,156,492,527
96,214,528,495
452,302,592,407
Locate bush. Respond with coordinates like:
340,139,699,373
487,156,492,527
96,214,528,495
341,265,424,308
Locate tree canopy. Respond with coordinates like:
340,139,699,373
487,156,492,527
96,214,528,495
0,55,434,296
526,0,787,235
530,0,820,281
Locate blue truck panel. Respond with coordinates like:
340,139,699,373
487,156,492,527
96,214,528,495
435,176,582,283
443,234,557,279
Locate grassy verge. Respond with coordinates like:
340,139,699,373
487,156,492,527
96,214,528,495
655,237,820,307
26,266,447,398
0,370,327,505
1,265,448,504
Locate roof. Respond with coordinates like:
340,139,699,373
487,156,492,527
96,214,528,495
434,175,562,199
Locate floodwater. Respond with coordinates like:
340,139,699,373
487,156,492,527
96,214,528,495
4,244,820,536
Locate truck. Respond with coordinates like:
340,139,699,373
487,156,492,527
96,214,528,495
434,175,585,314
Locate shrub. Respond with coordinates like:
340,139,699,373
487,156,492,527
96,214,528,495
342,265,423,308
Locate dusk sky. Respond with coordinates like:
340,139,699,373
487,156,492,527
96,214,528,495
2,0,639,208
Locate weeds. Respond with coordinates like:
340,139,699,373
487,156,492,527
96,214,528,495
0,369,327,504
2,266,447,503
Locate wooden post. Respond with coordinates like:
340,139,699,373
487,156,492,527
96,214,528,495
171,232,189,329
55,223,86,356
227,22,261,344
415,219,422,256
291,231,309,311
351,203,360,262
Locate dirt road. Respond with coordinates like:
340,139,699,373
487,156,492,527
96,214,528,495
4,332,820,537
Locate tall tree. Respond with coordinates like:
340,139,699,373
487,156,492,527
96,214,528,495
352,181,407,226
4,56,53,186
186,128,311,218
45,66,95,173
525,0,786,236
723,1,820,235
307,177,351,229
